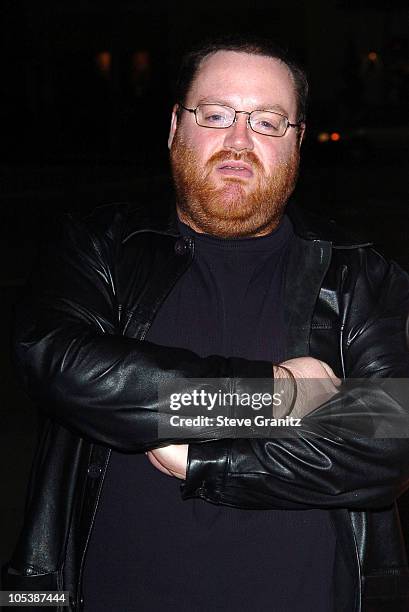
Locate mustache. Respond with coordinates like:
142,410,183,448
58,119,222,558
206,150,262,171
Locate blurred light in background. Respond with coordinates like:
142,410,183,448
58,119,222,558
132,51,150,73
96,51,112,77
317,132,341,143
318,132,330,142
131,51,151,95
368,51,378,62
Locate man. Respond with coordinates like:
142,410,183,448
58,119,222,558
3,37,409,612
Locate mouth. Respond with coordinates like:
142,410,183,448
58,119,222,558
216,161,254,179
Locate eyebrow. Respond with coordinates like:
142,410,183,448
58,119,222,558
196,98,289,116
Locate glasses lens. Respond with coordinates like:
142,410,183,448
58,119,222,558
250,111,287,136
196,104,235,128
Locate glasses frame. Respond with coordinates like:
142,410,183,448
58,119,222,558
178,102,304,137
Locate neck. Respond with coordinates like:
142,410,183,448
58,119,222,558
176,205,283,238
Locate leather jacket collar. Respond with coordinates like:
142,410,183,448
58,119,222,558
115,195,373,249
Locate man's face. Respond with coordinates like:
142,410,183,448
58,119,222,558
168,50,304,238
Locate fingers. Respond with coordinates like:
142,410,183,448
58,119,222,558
317,360,342,386
146,445,188,480
146,450,174,476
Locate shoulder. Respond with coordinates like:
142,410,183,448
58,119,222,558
287,202,372,248
288,202,409,289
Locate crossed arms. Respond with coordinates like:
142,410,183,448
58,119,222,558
14,210,409,510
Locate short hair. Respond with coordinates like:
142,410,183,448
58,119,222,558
174,35,309,122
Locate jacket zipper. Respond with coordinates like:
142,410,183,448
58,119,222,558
339,264,348,380
338,263,362,612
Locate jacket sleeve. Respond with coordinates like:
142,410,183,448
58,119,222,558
13,208,272,452
182,253,409,510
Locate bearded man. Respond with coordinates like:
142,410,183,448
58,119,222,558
3,37,409,612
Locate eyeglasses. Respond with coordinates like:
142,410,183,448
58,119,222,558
179,103,303,137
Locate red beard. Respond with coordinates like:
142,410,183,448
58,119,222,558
170,133,300,238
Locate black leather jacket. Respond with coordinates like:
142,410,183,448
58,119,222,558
3,201,409,612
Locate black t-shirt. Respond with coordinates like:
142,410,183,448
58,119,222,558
83,216,336,611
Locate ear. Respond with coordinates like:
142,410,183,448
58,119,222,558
168,104,179,149
297,123,306,149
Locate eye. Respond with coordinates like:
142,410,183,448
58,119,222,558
205,113,224,123
251,112,284,134
197,104,234,127
259,119,275,129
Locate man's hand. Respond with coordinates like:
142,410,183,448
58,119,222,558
146,358,339,477
146,444,188,479
274,356,341,418
276,356,340,381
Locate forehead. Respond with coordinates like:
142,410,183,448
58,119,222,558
187,50,297,117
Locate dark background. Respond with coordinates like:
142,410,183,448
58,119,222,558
1,0,408,570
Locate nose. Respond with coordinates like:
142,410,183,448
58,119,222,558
223,112,254,153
